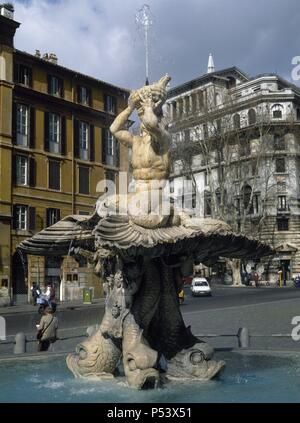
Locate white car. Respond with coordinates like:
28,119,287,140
190,278,212,297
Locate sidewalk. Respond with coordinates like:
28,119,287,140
0,298,105,315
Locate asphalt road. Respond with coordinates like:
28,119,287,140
182,285,300,350
3,285,300,350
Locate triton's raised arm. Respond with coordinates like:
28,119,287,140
109,105,134,148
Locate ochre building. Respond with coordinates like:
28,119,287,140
0,7,130,303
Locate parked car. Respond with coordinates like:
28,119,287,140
190,277,212,297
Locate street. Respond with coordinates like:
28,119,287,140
2,285,300,352
182,285,300,350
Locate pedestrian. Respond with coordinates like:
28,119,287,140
253,271,259,288
43,284,57,311
36,306,58,352
31,282,41,305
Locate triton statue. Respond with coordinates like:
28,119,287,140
19,76,273,390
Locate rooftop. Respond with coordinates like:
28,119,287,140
14,48,130,96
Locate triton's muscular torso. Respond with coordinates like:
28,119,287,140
131,134,171,181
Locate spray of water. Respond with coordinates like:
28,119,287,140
135,4,154,85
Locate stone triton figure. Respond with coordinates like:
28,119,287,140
96,75,175,229
18,76,274,390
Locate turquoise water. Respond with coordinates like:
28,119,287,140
0,352,300,403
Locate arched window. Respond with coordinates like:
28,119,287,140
248,109,256,125
272,104,283,119
233,113,241,129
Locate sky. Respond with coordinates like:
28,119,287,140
12,0,300,90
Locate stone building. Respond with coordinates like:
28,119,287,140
166,55,300,283
0,5,130,303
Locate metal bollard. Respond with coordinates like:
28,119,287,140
14,332,26,354
238,327,250,348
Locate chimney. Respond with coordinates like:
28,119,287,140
49,53,58,65
41,52,58,64
35,49,41,58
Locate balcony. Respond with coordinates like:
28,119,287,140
277,204,290,216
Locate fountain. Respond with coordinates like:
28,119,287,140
18,75,273,390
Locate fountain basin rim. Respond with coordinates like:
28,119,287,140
1,348,300,364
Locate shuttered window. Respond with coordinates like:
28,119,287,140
16,155,28,186
104,95,117,114
48,75,64,97
17,104,29,146
79,166,89,195
48,160,60,190
77,86,91,106
46,208,61,227
79,121,89,160
14,63,32,87
13,205,35,231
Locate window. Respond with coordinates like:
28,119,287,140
106,171,115,183
204,191,212,216
275,158,286,173
46,208,61,227
240,140,251,157
15,205,27,230
297,108,300,121
48,75,63,97
16,155,28,186
48,160,60,190
274,134,285,150
13,205,35,231
79,166,89,195
17,104,29,146
233,114,241,130
105,95,117,114
242,185,253,214
79,121,90,160
169,180,174,194
272,104,283,119
203,123,208,139
49,113,61,153
14,64,32,87
248,109,256,125
253,194,260,214
277,218,289,231
102,128,119,167
204,170,208,186
278,196,287,211
77,86,91,106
